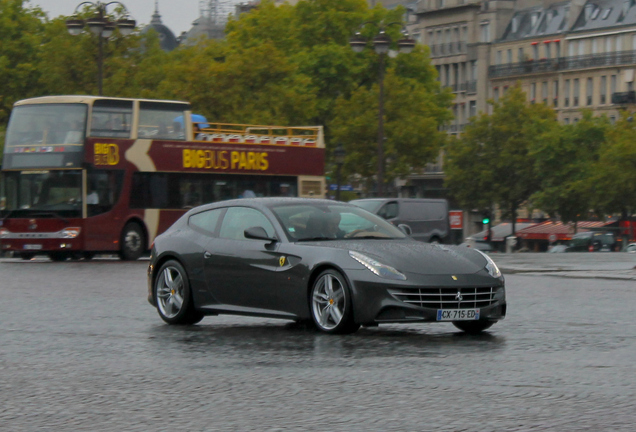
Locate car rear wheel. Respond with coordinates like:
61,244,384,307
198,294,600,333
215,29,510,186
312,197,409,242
154,260,204,325
452,320,495,334
310,269,359,334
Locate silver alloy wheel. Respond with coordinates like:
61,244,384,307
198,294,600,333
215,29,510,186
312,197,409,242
125,230,142,253
312,273,346,330
156,266,185,318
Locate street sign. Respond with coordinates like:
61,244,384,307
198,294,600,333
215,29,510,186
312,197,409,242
549,234,557,243
449,210,463,230
329,184,354,191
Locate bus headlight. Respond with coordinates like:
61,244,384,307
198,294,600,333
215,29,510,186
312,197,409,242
0,228,10,239
60,227,81,239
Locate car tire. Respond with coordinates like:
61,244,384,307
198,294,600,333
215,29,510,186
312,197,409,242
452,320,495,334
154,260,204,325
310,269,360,334
119,222,145,261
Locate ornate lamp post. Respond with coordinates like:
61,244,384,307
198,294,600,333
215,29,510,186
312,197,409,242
333,143,346,201
66,2,136,95
350,24,415,196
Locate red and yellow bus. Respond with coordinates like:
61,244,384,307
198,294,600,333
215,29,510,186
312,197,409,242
0,96,325,260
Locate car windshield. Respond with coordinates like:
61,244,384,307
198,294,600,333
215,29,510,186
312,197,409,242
349,199,385,213
270,203,406,241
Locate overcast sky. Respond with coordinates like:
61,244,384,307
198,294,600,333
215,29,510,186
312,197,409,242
29,0,239,36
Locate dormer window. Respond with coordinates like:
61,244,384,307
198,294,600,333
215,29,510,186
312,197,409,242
531,13,538,27
512,16,519,33
591,7,601,19
585,4,595,20
602,8,612,19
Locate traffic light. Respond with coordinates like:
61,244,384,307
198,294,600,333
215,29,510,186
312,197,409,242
482,211,491,225
482,216,490,224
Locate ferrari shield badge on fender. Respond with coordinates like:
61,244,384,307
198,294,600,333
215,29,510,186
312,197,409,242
452,275,458,280
279,256,286,267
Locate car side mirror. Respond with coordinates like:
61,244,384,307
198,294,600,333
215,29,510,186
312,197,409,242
244,226,278,242
397,224,412,235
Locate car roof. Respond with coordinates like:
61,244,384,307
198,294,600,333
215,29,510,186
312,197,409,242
192,197,355,212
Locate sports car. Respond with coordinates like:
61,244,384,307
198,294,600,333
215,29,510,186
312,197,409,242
147,198,506,334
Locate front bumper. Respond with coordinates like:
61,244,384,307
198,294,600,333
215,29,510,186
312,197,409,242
345,269,506,325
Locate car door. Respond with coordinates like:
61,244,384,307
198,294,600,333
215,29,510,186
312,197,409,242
202,206,287,314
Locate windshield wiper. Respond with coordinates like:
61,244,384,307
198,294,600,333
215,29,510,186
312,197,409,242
30,212,69,224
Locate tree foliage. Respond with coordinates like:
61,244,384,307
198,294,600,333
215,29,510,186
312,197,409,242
444,84,556,234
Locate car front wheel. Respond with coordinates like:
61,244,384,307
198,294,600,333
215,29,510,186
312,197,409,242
154,260,204,325
452,320,495,334
310,269,359,334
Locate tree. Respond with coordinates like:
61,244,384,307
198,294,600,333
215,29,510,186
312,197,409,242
444,84,557,236
530,110,609,229
0,0,46,123
591,112,636,221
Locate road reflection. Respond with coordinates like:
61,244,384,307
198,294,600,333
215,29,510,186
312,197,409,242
146,320,506,361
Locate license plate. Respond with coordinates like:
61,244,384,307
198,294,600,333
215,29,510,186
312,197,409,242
437,309,480,321
23,244,43,250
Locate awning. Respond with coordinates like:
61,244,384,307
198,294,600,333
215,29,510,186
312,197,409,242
467,222,537,242
516,220,613,241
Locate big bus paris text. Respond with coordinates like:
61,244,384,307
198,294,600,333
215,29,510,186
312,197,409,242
0,96,325,261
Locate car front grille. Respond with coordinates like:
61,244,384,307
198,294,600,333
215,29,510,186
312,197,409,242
388,286,497,309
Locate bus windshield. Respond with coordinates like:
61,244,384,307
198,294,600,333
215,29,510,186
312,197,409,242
1,170,82,218
5,104,87,148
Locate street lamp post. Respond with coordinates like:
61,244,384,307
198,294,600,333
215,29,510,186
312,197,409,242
66,2,136,95
334,143,346,201
350,25,415,197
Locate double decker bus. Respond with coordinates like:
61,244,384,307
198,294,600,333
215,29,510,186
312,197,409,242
0,96,325,261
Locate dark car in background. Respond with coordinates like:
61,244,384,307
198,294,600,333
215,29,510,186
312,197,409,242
147,198,506,334
566,231,617,252
350,198,450,243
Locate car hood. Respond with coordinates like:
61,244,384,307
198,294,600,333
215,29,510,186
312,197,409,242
303,239,487,275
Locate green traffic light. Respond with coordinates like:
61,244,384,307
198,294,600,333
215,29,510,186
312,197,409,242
482,218,490,224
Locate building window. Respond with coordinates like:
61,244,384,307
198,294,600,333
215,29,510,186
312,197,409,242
546,43,551,59
578,40,585,56
494,87,499,102
542,81,548,104
507,49,512,63
555,41,561,58
480,22,490,42
564,117,570,124
564,79,570,107
469,101,477,118
573,78,580,106
574,117,579,123
568,40,576,56
617,35,623,52
496,50,502,65
611,74,617,97
606,37,612,52
553,80,559,106
592,38,598,54
610,115,616,124
533,44,539,59
518,47,524,61
601,76,607,104
587,77,593,105
531,82,536,102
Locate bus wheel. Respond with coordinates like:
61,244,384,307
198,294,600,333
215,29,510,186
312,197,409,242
83,252,95,261
49,252,69,262
19,253,35,260
120,223,145,261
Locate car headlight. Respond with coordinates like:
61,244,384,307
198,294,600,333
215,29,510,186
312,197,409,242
349,251,407,281
474,249,501,278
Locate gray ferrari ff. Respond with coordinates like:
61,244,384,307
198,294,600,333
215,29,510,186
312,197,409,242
147,198,506,334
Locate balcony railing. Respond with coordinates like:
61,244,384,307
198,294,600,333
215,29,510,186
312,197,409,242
489,50,636,78
611,91,636,104
430,42,467,57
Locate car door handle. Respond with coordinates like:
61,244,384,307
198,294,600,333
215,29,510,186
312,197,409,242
204,251,212,259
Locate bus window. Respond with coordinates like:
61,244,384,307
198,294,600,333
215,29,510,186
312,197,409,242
138,101,189,140
90,99,133,138
5,104,87,147
86,169,124,216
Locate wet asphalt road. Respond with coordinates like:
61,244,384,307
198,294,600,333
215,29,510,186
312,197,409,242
1,255,635,431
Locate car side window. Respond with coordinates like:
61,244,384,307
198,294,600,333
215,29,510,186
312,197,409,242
219,207,276,240
378,202,398,219
189,209,223,235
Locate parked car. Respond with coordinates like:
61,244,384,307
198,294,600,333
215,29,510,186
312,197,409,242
350,198,450,243
626,243,636,253
565,231,616,252
148,198,506,334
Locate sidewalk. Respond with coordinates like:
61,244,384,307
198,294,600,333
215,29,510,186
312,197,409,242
490,252,636,280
